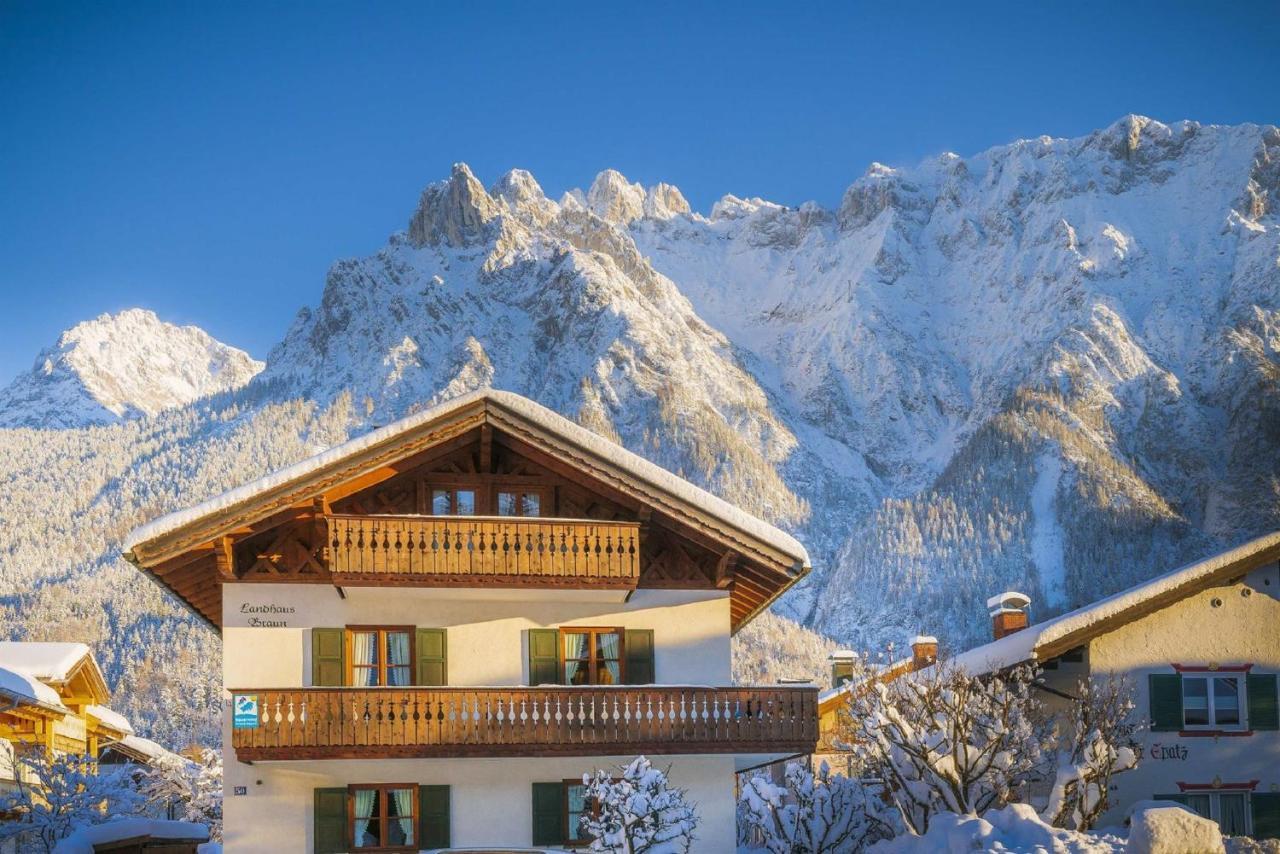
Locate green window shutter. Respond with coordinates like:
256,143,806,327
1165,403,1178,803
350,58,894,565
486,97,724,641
312,628,345,687
1149,673,1183,731
1253,792,1280,840
1247,673,1279,730
528,629,560,685
313,787,347,854
416,628,448,686
624,629,655,685
531,781,565,846
418,784,451,848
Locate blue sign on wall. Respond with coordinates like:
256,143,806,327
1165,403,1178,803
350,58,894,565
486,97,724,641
233,693,260,729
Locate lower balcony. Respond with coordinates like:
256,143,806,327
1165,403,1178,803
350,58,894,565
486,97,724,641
229,685,817,761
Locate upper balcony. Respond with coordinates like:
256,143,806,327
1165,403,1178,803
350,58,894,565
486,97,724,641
326,514,641,590
229,684,818,761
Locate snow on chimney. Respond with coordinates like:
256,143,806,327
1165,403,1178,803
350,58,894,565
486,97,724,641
986,591,1031,640
909,635,938,670
829,650,858,688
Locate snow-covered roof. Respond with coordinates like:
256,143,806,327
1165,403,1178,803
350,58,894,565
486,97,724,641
86,704,134,735
124,389,810,571
0,641,93,683
953,531,1280,675
111,734,187,766
0,665,66,710
53,819,209,854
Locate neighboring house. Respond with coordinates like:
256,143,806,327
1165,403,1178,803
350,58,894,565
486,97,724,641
823,533,1280,839
122,389,819,853
0,642,134,767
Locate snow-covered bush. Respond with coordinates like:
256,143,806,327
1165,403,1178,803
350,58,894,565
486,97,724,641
739,760,897,853
137,747,223,840
0,750,141,853
1041,675,1141,830
579,756,698,853
845,661,1054,834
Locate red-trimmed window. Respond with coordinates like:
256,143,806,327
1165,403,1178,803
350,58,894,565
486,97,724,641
1180,673,1245,729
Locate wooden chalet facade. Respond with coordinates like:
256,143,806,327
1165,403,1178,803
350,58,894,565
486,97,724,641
124,390,818,853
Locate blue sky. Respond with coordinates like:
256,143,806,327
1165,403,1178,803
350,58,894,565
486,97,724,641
0,2,1276,379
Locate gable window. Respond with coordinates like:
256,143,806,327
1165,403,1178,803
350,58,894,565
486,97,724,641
349,784,416,850
431,488,475,516
348,627,413,687
562,628,622,685
497,489,542,517
1183,675,1242,728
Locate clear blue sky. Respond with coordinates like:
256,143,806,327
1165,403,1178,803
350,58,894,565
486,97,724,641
1,2,1276,379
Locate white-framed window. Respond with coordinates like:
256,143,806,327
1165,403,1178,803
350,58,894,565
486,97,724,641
1161,791,1251,837
1181,674,1245,729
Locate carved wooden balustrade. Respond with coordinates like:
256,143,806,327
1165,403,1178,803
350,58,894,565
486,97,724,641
325,515,641,589
229,685,818,760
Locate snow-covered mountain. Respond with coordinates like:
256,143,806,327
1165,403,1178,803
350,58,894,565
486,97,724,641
0,116,1276,746
0,309,263,428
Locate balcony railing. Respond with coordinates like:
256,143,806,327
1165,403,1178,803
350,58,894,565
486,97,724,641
229,686,818,760
326,515,641,589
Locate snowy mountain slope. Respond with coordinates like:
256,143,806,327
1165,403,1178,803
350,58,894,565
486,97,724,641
626,116,1280,645
0,309,263,428
0,117,1276,749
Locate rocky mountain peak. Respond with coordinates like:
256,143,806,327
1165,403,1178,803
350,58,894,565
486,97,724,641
408,162,502,248
0,308,263,428
586,169,647,225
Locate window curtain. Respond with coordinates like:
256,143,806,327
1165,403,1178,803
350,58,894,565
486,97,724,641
352,631,377,687
386,632,411,686
597,632,621,685
1219,793,1248,836
390,788,415,844
353,789,376,847
564,633,589,685
566,784,588,840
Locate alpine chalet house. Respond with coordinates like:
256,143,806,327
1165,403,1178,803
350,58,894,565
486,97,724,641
947,533,1280,839
123,389,817,852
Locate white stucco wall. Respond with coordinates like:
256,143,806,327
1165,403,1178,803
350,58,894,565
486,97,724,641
220,584,742,851
223,584,733,689
221,750,738,853
1064,561,1280,829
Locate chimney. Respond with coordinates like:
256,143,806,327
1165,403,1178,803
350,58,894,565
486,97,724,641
829,650,858,688
987,591,1031,640
909,635,938,670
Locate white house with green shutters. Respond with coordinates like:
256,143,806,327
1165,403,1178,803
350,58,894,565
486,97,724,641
951,531,1280,840
122,391,818,852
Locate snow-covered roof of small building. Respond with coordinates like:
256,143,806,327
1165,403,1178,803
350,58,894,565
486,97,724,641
0,642,93,682
53,819,209,854
0,664,66,710
86,704,134,735
124,389,809,569
110,734,187,766
952,531,1280,675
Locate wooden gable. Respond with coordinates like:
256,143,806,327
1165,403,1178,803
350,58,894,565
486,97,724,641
126,394,807,633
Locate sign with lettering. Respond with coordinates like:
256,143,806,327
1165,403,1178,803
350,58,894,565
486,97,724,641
1149,742,1189,761
233,694,260,729
239,602,296,627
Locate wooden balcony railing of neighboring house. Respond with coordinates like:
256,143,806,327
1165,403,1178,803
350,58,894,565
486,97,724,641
229,685,818,760
325,515,642,589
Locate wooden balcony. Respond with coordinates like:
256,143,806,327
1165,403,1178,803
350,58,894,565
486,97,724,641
229,685,818,760
326,514,641,589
